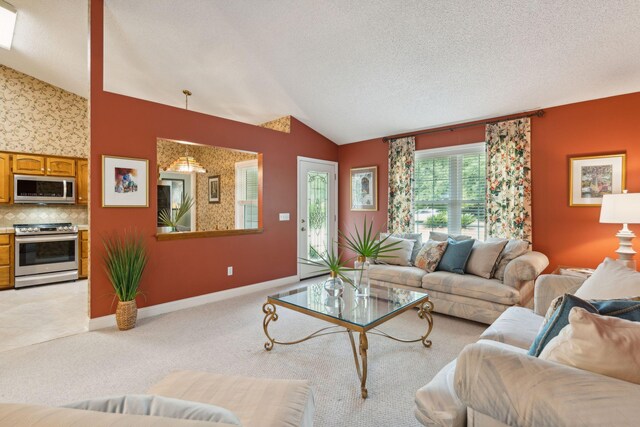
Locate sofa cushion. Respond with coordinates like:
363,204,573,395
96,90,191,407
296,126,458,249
465,239,508,279
489,238,530,281
381,232,423,265
437,239,475,275
414,359,466,427
148,371,313,427
528,293,640,357
369,264,425,288
423,271,520,305
479,306,543,350
377,235,415,266
430,231,471,242
540,308,640,385
62,394,241,425
415,240,448,273
575,257,640,300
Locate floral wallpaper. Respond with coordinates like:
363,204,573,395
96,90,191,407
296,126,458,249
0,205,88,228
259,115,291,133
486,118,532,241
157,139,257,231
388,137,415,234
0,65,89,158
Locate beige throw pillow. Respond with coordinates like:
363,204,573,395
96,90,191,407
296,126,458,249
488,238,530,281
378,236,414,266
414,240,448,273
540,307,640,384
465,240,508,279
575,257,640,300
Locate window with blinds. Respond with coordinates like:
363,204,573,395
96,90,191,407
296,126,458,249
414,142,486,240
235,160,259,229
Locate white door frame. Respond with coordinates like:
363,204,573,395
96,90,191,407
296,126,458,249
297,156,339,280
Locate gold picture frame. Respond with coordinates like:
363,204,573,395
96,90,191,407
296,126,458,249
350,166,378,211
569,153,626,206
102,155,149,207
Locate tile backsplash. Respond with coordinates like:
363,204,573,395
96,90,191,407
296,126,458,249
0,205,88,227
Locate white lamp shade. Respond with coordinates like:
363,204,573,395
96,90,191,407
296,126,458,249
0,0,17,50
600,193,640,224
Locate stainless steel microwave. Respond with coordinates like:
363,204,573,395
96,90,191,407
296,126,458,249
13,175,76,204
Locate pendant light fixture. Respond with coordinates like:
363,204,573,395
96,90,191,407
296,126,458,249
165,90,207,174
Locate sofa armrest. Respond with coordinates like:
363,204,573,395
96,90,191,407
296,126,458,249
454,342,640,427
533,274,586,315
503,251,549,290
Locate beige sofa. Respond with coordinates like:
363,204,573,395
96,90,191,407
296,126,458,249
414,273,640,427
369,251,549,324
0,371,313,426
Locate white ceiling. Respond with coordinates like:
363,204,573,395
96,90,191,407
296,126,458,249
2,1,640,144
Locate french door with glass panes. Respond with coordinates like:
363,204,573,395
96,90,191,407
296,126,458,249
297,158,338,279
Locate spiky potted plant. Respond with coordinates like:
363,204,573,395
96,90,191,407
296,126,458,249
339,218,401,297
103,230,148,330
158,193,194,232
299,246,353,297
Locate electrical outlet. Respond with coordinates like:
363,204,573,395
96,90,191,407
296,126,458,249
279,213,290,221
227,266,233,276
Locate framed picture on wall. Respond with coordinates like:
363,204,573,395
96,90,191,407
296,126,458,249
569,153,626,206
208,175,220,204
350,166,378,211
102,155,149,207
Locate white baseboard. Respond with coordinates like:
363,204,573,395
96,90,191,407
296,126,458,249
89,275,299,331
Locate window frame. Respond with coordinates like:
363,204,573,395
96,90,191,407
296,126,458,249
235,159,259,229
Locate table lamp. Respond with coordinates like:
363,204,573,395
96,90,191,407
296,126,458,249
600,192,640,270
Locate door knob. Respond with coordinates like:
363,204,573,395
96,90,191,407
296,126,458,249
301,227,306,231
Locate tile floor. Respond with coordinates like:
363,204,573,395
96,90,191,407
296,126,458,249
0,280,89,353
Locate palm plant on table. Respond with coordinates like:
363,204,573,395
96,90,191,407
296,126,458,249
299,246,353,297
103,230,148,330
339,218,400,297
158,193,194,232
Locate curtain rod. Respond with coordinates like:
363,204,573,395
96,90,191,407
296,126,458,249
382,109,545,142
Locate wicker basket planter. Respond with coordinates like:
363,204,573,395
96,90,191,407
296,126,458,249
116,300,138,331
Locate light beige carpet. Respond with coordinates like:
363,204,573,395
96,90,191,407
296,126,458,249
0,281,485,426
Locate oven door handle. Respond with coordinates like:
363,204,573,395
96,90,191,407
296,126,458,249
15,234,78,244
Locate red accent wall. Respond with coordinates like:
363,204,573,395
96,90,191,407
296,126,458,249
339,92,640,271
89,0,338,318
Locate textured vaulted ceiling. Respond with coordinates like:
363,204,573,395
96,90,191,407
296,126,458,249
2,1,640,144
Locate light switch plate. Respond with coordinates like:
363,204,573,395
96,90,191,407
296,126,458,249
279,213,290,221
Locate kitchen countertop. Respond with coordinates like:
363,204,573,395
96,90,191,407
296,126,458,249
0,225,89,234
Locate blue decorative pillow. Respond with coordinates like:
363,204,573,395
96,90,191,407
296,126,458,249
528,294,640,357
436,238,475,275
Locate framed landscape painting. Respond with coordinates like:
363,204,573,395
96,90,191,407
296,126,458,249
102,155,149,207
208,175,220,204
350,166,378,211
569,153,625,206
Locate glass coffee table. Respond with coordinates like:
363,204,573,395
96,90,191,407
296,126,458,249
262,283,433,398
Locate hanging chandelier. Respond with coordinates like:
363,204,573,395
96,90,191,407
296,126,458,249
165,90,207,173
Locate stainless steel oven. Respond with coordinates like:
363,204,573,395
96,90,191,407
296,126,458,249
14,175,76,204
14,223,79,288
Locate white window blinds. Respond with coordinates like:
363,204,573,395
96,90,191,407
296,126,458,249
414,142,486,240
235,160,258,229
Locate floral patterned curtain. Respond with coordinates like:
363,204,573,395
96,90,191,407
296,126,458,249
388,137,415,234
486,118,532,241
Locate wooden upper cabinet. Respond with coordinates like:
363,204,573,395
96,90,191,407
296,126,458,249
13,154,45,175
0,153,10,203
77,159,89,204
46,157,76,177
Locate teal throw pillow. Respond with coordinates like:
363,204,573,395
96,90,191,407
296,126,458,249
528,293,640,357
436,238,475,275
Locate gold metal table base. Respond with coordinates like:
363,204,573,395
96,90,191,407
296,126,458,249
262,299,434,398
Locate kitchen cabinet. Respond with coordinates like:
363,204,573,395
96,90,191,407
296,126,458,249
0,153,10,203
77,160,89,204
46,157,76,177
13,154,46,175
0,234,13,289
79,230,89,279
